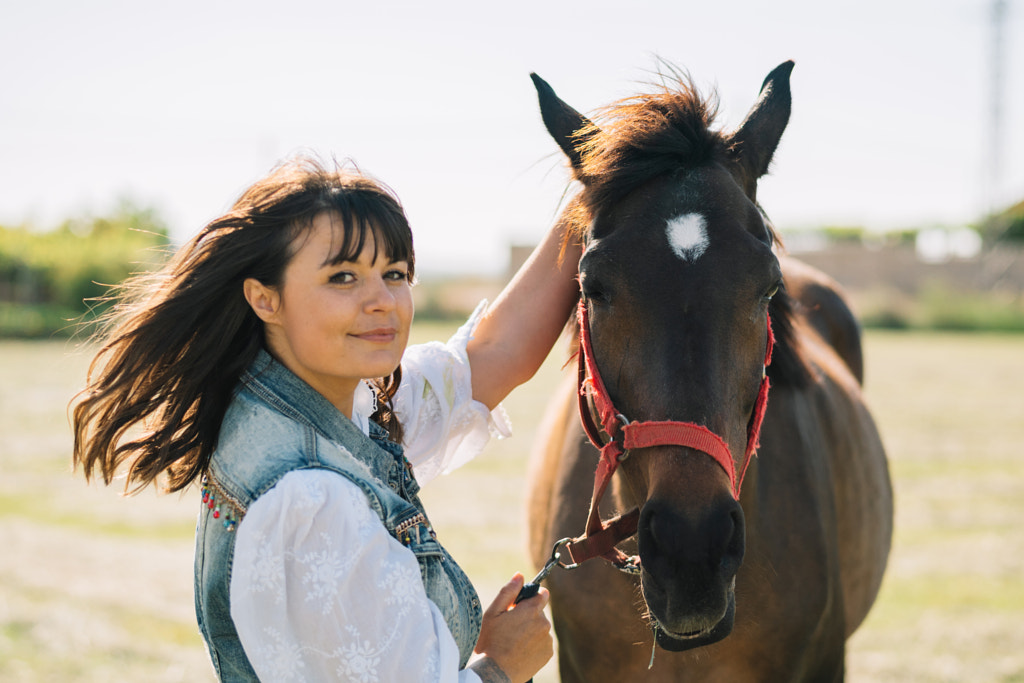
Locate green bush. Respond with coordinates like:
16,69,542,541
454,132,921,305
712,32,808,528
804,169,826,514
858,284,1024,333
0,202,171,338
918,286,1024,333
980,198,1024,244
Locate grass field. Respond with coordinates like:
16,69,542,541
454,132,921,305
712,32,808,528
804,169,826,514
1,327,1022,681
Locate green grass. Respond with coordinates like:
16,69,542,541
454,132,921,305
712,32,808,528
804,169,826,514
0,491,194,541
878,574,1024,615
843,331,1024,681
2,329,1024,681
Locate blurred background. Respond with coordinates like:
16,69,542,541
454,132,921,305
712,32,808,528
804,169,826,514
2,0,1023,680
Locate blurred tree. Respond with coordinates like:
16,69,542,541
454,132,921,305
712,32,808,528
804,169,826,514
0,201,170,336
980,198,1024,244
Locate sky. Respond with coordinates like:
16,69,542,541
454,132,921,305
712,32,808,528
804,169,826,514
2,0,1022,275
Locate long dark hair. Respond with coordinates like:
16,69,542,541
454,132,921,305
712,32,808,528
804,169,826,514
72,156,415,493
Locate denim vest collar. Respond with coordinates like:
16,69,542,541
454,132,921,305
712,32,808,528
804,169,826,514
243,350,394,465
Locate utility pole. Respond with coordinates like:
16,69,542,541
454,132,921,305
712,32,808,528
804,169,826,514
987,0,1008,218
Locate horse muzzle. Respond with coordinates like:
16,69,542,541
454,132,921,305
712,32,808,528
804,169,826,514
636,495,745,651
652,586,737,651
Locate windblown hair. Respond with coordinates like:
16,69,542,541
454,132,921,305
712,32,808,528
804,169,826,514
561,71,811,388
72,156,415,494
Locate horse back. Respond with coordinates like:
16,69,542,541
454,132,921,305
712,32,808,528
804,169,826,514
778,255,892,633
785,317,892,637
781,255,864,385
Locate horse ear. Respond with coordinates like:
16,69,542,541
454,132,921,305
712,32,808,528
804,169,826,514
530,73,597,179
729,61,794,194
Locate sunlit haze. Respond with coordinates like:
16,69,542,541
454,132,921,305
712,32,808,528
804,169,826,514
2,0,1021,275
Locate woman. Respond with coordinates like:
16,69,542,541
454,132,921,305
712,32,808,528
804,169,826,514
72,156,581,682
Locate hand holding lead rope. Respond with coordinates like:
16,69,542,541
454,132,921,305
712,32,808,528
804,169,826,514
515,538,574,604
513,539,573,683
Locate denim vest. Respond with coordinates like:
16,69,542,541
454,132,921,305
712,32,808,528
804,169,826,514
194,350,483,681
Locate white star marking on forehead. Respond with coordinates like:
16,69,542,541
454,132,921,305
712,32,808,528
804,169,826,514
666,212,709,263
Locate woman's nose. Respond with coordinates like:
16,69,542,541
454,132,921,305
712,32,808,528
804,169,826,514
363,274,397,312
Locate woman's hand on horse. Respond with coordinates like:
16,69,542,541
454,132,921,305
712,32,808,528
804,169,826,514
473,573,553,682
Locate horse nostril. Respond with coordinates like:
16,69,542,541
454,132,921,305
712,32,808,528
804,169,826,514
639,501,680,559
639,499,745,576
719,505,746,575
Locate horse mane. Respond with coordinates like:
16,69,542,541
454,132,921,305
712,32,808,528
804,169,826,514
767,291,814,389
563,70,731,240
559,68,812,389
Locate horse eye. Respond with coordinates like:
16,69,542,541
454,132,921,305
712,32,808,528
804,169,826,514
764,282,780,301
580,274,609,304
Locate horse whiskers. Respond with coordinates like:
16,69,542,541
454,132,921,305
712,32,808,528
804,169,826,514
649,626,658,670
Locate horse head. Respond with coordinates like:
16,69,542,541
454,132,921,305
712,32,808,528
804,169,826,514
533,62,793,651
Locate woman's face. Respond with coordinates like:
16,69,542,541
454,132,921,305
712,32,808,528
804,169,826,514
255,211,413,415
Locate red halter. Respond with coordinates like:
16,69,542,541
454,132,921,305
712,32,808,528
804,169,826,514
563,299,774,568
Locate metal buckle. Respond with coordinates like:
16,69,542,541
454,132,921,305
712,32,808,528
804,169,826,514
614,413,632,462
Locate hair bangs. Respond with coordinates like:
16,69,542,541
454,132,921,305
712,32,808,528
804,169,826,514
303,176,416,278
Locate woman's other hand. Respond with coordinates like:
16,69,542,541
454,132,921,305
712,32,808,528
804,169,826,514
471,573,553,683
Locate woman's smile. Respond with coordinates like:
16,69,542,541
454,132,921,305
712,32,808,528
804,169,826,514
352,327,399,343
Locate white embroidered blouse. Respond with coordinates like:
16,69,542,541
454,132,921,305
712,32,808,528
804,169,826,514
229,307,511,682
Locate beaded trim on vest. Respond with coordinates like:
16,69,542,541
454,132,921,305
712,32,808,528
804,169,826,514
201,474,246,532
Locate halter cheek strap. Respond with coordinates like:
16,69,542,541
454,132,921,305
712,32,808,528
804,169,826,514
566,300,774,569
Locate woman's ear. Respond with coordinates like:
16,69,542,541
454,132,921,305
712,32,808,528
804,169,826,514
243,278,281,324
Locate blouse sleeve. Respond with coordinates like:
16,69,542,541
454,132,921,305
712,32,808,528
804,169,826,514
230,469,482,683
394,301,511,486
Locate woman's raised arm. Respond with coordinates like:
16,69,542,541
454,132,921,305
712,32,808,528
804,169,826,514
466,217,582,410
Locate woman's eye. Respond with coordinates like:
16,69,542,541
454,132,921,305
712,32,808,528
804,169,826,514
385,268,409,282
329,271,355,284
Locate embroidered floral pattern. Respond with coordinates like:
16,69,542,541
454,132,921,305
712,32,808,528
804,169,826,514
294,473,327,511
247,535,286,603
379,560,424,613
425,649,440,680
341,482,380,537
335,639,382,682
259,627,306,681
299,533,351,614
234,471,476,681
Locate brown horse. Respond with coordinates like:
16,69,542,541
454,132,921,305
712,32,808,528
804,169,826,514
525,62,892,682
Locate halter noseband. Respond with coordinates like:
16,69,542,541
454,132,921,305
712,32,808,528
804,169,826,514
563,299,775,569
